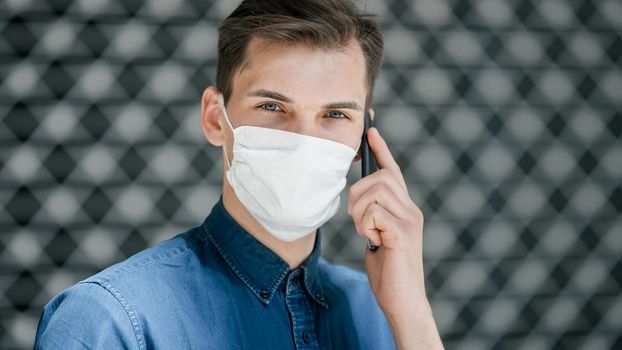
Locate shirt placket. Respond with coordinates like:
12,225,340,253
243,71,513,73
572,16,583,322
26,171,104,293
285,269,320,350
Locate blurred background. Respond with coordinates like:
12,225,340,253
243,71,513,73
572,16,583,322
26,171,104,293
1,0,621,348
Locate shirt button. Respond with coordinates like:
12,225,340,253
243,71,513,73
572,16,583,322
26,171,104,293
260,290,270,299
292,275,300,285
302,331,309,344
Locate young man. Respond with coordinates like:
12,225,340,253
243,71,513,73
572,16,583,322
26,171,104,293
34,0,443,349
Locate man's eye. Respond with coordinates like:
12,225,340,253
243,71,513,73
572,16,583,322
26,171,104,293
327,111,347,119
260,103,281,112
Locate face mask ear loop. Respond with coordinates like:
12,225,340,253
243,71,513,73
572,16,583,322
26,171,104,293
218,93,235,170
218,93,236,131
222,145,232,171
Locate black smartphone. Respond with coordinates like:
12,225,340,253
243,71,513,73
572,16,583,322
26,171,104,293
361,110,379,251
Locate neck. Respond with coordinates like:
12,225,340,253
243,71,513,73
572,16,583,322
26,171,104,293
222,175,317,270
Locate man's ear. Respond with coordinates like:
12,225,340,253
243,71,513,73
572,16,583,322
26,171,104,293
200,86,225,147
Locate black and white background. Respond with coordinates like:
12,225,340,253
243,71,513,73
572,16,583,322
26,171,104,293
1,0,621,348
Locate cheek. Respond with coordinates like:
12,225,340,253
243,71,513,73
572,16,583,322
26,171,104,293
336,122,364,152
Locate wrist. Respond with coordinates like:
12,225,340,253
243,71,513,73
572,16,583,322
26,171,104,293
385,300,444,350
386,299,434,328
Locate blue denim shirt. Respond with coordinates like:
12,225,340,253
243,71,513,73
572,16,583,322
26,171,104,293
34,196,397,349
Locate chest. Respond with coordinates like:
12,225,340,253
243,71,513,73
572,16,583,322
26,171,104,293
134,282,363,350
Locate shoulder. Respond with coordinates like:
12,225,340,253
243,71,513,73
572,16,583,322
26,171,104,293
85,227,202,285
317,257,372,302
71,226,212,309
35,226,207,349
34,281,141,349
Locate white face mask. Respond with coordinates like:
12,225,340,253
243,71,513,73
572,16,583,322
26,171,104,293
218,93,360,242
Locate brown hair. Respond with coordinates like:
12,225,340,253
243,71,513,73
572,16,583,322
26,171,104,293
216,0,384,107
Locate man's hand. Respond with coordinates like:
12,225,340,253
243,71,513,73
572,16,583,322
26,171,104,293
348,127,444,350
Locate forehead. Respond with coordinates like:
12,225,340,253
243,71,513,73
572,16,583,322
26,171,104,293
232,37,368,104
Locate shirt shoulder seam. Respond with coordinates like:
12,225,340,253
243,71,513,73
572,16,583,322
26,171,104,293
79,280,146,350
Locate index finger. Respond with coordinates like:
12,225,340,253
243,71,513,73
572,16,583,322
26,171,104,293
367,127,407,190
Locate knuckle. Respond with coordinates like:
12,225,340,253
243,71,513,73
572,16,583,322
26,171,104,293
412,205,424,221
414,205,423,216
371,183,386,196
378,168,391,177
369,202,382,215
348,186,356,202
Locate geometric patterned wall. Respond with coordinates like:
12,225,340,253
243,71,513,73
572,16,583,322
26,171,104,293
1,0,620,348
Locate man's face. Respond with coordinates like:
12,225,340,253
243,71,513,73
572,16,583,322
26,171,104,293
221,37,368,155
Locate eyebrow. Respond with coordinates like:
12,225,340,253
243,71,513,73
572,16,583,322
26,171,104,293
247,89,362,111
247,89,292,103
323,101,362,111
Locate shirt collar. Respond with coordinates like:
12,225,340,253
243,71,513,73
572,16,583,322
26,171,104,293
199,195,329,309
